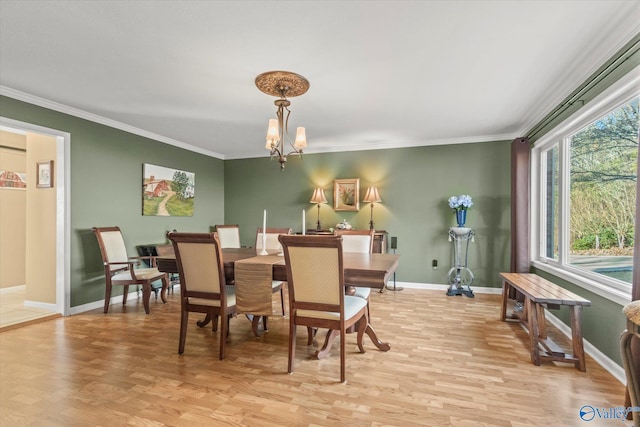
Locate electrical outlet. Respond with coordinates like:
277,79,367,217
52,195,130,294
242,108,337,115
432,259,438,270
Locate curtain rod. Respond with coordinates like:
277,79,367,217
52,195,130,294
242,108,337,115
527,34,640,140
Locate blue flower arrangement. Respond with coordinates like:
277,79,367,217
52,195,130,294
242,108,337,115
448,194,473,211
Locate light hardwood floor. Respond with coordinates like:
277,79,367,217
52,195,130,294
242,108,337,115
0,286,59,332
0,288,629,426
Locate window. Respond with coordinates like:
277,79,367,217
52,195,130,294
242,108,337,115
533,72,639,303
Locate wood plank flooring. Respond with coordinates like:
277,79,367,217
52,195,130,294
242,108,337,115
0,288,628,426
0,286,59,332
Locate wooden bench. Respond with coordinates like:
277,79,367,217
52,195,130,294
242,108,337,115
499,272,591,371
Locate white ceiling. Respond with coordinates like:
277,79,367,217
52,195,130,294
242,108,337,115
1,1,639,159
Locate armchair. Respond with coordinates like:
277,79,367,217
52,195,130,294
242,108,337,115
92,226,168,314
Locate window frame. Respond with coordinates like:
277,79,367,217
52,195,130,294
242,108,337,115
531,67,640,306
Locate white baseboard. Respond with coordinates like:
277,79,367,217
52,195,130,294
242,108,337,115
396,281,502,294
68,289,142,316
24,299,57,312
0,285,26,294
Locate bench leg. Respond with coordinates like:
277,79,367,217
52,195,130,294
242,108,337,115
537,304,547,340
527,298,541,366
500,281,510,321
570,305,586,372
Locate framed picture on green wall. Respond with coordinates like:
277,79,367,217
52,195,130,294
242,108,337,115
334,178,359,211
142,163,195,216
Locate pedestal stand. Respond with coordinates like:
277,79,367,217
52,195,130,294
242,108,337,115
447,227,475,298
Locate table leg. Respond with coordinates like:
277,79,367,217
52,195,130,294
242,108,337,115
196,313,212,328
314,329,339,359
364,321,391,351
251,315,262,337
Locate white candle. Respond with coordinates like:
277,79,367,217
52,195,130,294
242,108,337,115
302,209,306,235
262,209,267,247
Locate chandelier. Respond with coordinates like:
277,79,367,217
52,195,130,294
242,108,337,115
255,71,310,170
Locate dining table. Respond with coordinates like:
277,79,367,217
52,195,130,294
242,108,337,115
156,247,400,357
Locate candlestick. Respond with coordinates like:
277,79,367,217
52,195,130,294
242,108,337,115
302,210,306,235
259,209,268,255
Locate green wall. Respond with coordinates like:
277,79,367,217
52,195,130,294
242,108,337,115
224,142,512,286
0,96,224,307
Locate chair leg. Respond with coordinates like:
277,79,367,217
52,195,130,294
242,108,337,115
122,285,129,305
340,328,346,383
306,327,316,345
219,310,227,360
178,310,188,354
142,283,152,314
103,283,112,314
280,288,285,316
288,317,296,374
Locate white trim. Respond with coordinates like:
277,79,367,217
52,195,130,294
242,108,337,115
0,117,71,317
532,261,631,306
0,86,225,160
531,65,640,304
395,281,502,294
224,133,517,160
24,300,57,312
68,290,143,316
0,285,26,294
533,65,640,151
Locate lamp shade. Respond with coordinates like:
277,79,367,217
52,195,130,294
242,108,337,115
363,186,382,203
310,187,327,204
265,118,279,149
294,127,307,149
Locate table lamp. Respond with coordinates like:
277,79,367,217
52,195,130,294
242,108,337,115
363,186,382,231
310,188,327,231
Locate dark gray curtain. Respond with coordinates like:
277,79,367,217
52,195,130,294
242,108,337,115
510,137,531,273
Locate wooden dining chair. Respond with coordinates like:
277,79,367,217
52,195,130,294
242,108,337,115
334,229,375,314
167,231,237,360
255,227,291,316
279,234,368,383
92,226,169,314
215,224,241,248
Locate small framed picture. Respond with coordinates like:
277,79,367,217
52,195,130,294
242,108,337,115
334,178,360,211
36,161,53,188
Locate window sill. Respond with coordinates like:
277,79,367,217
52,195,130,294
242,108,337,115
531,260,631,306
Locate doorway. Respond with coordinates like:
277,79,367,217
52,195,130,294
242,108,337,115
0,117,70,329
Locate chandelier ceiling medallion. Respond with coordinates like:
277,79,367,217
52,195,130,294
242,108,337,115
255,70,310,170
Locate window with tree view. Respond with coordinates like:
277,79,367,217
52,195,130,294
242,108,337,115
568,97,638,284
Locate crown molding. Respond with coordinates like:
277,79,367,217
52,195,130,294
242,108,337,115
0,86,225,160
223,133,516,160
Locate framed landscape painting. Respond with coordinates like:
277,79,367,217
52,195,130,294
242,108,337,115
142,163,195,216
334,178,360,211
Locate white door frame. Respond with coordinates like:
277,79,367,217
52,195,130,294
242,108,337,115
0,117,70,316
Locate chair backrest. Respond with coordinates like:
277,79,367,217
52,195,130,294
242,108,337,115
92,226,129,270
279,235,344,309
167,232,226,298
334,229,374,253
215,224,241,248
256,227,292,251
154,244,175,257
